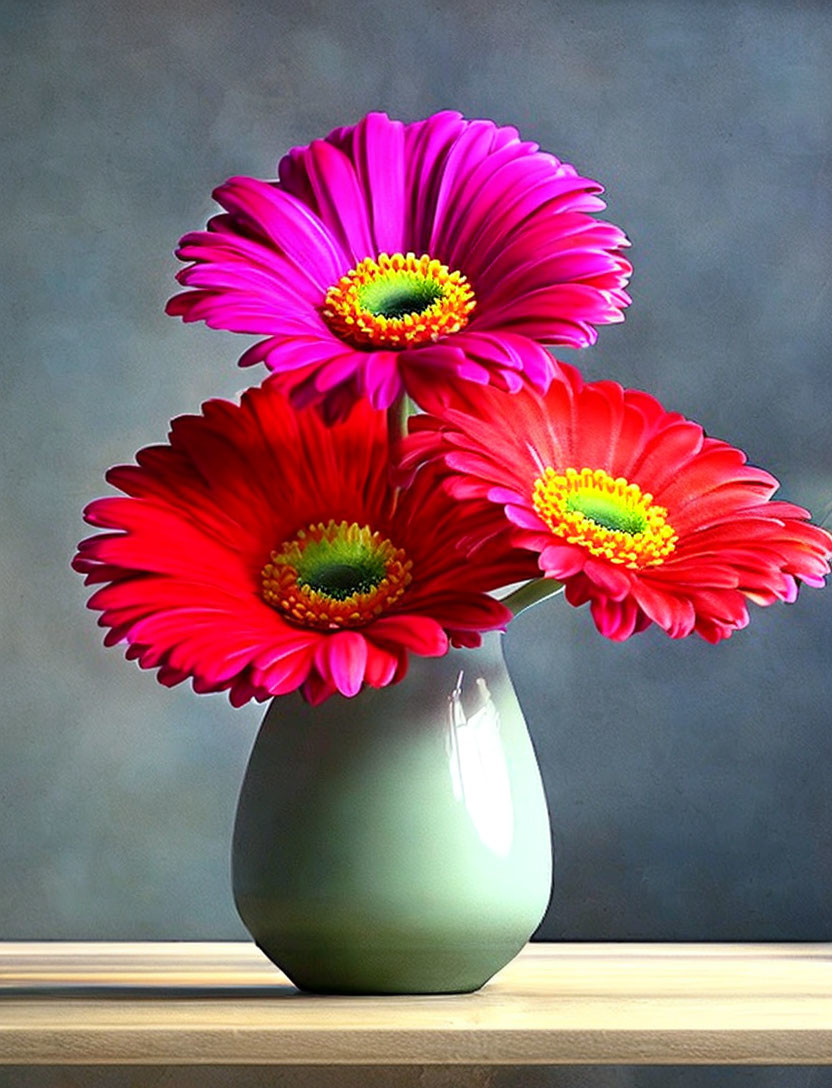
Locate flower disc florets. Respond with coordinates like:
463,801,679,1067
322,252,476,349
262,520,412,629
532,467,677,568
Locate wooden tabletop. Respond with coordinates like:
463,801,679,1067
1,942,831,1066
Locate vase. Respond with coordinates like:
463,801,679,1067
231,630,553,994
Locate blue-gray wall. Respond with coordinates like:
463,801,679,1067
3,0,831,961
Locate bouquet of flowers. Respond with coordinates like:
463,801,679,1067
70,110,832,996
73,111,831,703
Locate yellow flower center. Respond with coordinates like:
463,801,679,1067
322,252,476,349
262,520,412,629
532,467,677,568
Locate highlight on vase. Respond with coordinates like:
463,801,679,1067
403,364,832,643
166,111,632,416
72,382,526,708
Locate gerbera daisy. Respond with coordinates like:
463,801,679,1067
403,365,832,642
72,383,515,707
166,111,631,415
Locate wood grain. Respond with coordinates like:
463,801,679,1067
1,942,831,1065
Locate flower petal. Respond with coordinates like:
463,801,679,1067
74,384,520,704
168,112,632,415
406,375,832,644
316,631,369,697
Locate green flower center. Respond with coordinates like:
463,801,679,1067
566,493,648,536
357,273,445,319
296,538,387,600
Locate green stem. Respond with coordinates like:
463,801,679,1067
500,577,564,618
386,395,408,442
387,395,422,448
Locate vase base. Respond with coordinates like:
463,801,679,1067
256,939,525,996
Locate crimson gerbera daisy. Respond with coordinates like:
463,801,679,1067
166,111,631,416
72,383,514,707
404,365,832,643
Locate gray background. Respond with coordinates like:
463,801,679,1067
2,0,832,1018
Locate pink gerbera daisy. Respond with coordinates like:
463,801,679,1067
166,111,631,416
404,365,832,642
72,383,514,706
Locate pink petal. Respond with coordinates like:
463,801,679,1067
505,503,549,531
538,543,586,578
215,176,347,290
351,112,406,254
300,139,374,262
362,350,405,409
316,631,369,697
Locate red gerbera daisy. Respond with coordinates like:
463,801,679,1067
166,111,631,416
72,383,513,706
404,365,832,642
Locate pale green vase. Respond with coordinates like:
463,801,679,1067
231,631,553,994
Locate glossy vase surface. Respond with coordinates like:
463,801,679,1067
232,631,553,994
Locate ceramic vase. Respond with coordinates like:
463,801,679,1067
232,631,552,994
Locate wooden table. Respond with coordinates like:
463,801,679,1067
1,942,831,1067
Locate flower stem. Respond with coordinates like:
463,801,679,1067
501,577,564,617
387,395,421,449
387,396,408,442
